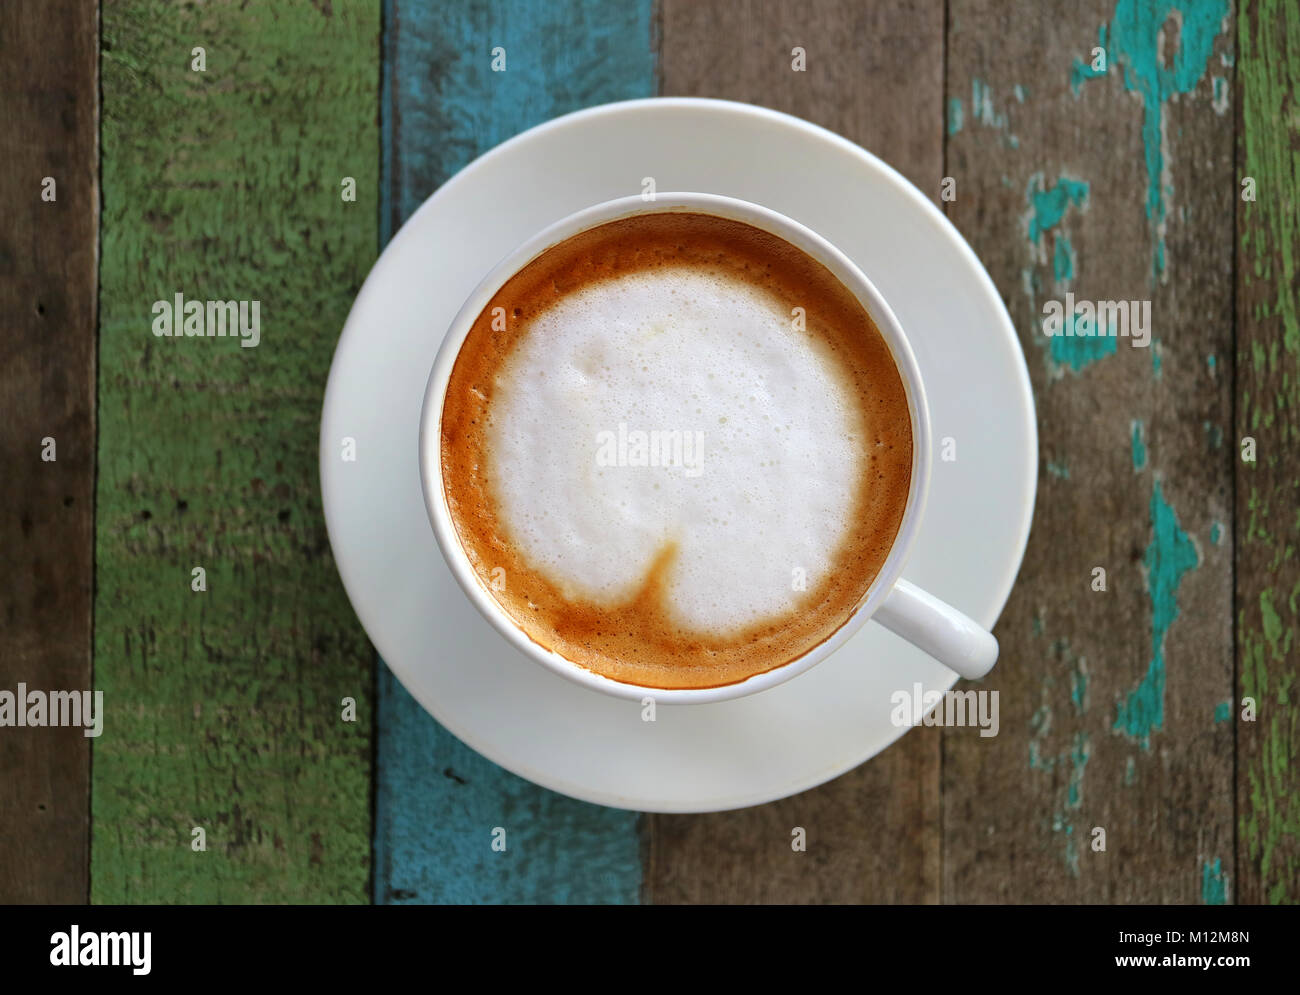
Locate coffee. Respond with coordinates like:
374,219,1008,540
440,212,912,689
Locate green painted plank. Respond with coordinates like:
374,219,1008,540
374,0,654,904
1236,0,1300,905
92,0,379,902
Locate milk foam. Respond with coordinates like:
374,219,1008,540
487,266,868,635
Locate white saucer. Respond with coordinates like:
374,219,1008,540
320,98,1036,813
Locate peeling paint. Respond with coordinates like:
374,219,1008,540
1114,481,1200,748
1204,420,1224,449
948,97,963,135
1054,732,1092,876
1071,0,1231,281
1071,660,1089,714
1070,25,1111,94
1051,329,1118,371
1131,419,1147,471
1067,732,1091,808
1212,75,1230,114
1026,175,1117,375
1028,643,1093,875
969,78,1020,147
1028,175,1090,245
971,78,1005,127
1053,233,1076,283
1202,857,1228,904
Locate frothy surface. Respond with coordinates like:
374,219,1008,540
490,267,862,631
440,212,912,689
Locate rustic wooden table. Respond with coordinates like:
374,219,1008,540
2,0,1295,904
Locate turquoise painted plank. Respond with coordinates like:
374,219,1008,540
374,0,656,904
1113,481,1200,748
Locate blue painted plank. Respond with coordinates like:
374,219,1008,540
374,0,656,904
382,0,659,239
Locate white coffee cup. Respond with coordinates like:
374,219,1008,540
419,192,999,704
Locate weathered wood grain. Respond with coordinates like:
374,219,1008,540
1236,0,1299,905
20,0,1278,907
650,0,945,904
0,0,98,904
943,0,1236,901
374,0,654,904
92,0,378,902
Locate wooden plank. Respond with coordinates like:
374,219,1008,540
91,0,378,903
0,0,98,904
374,0,655,904
1236,0,1300,905
650,0,945,904
942,0,1236,901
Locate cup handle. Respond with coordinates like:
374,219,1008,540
874,579,999,680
